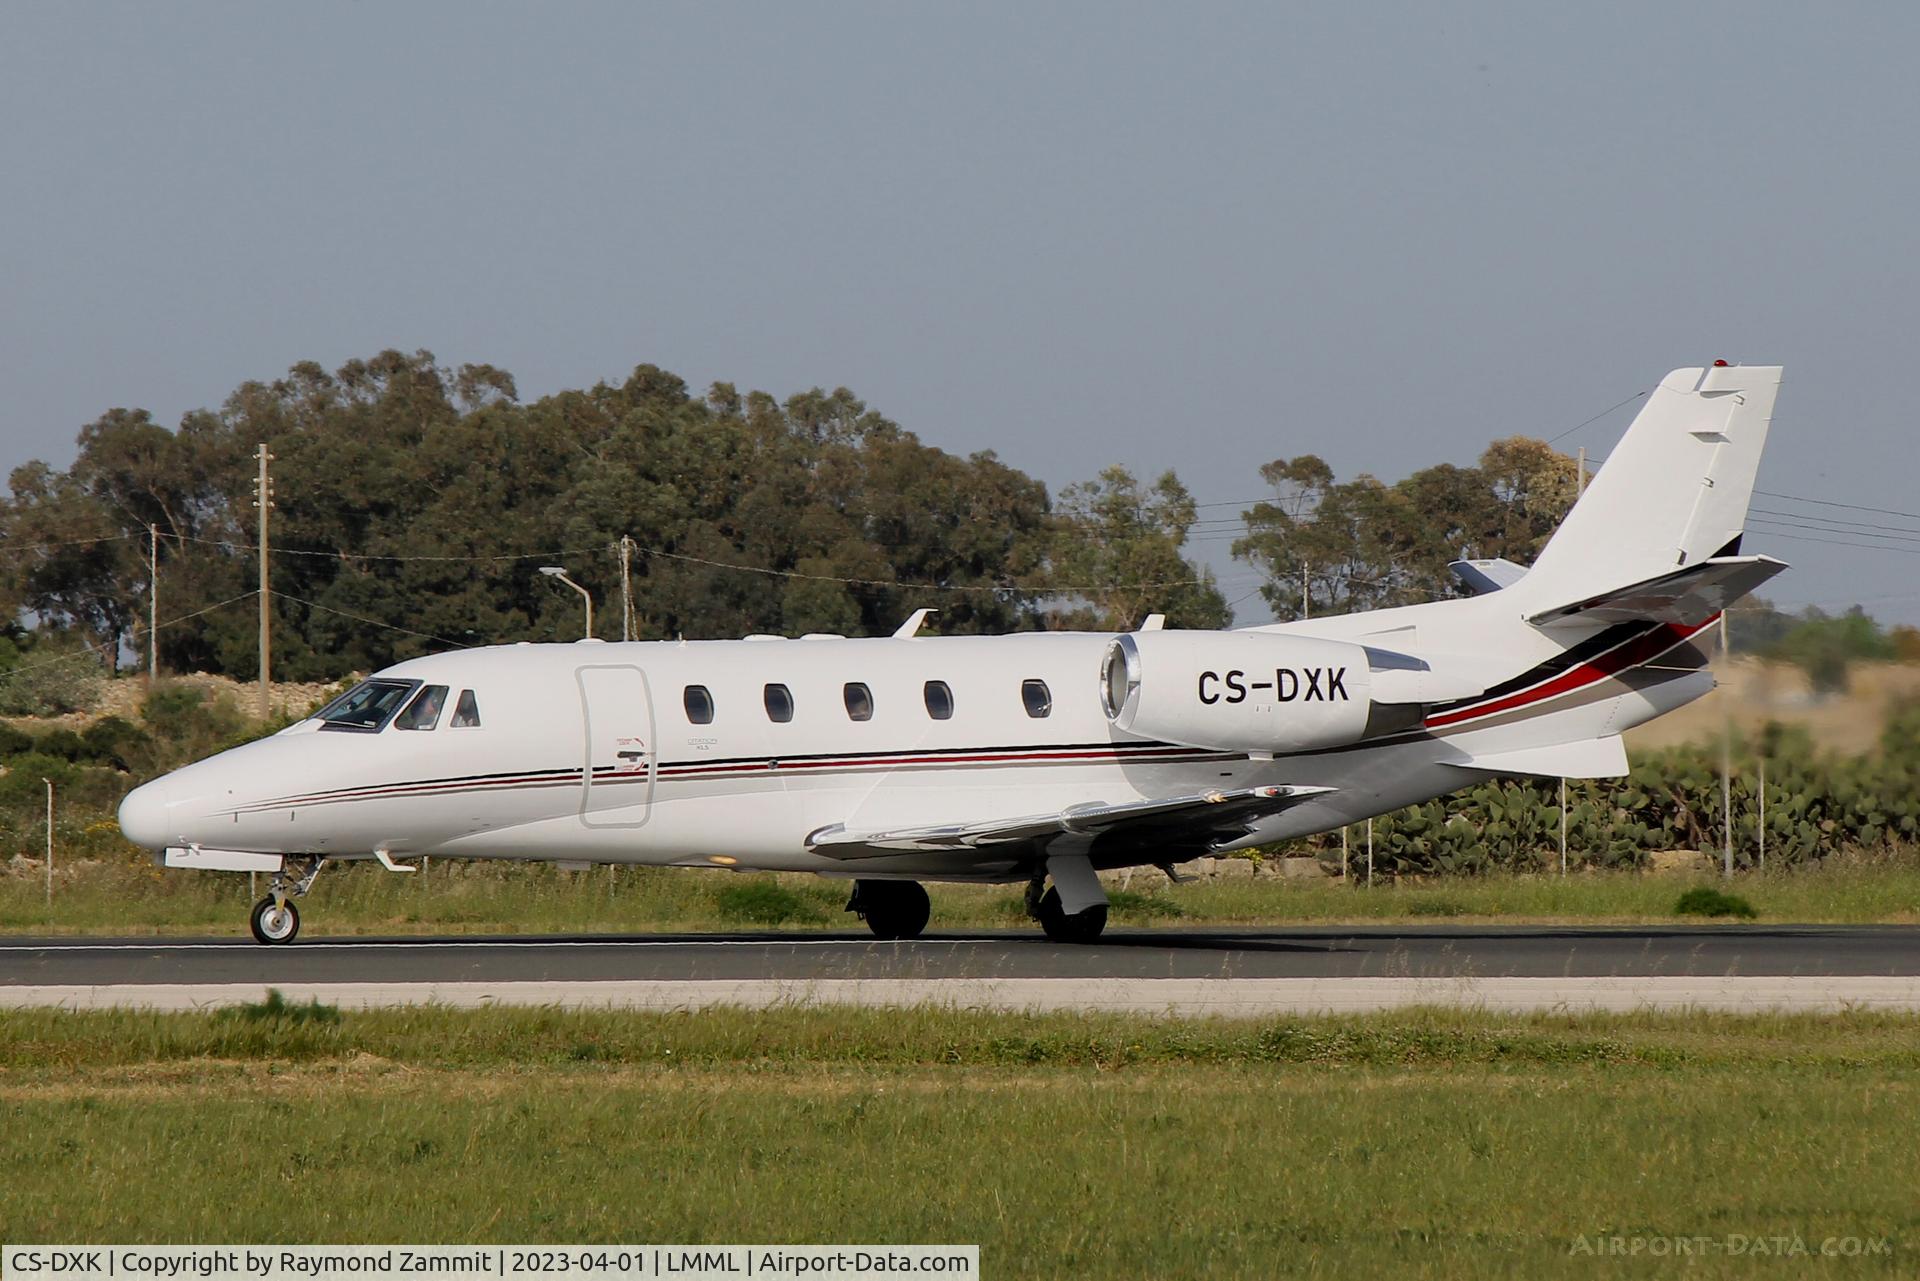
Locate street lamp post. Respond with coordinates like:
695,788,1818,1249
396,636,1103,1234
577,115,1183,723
539,566,594,639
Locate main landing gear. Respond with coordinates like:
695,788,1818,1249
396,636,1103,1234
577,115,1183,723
249,855,326,946
848,879,931,940
1028,881,1108,944
1026,851,1110,943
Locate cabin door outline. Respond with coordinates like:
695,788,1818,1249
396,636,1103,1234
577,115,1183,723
576,664,656,829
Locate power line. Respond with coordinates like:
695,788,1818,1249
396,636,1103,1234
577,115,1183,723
172,532,608,564
1187,389,1650,515
0,590,261,685
1748,506,1920,539
1746,517,1920,547
175,532,1208,596
268,589,479,650
1744,524,1920,557
1755,488,1920,523
0,533,135,554
1542,390,1647,446
629,544,1211,594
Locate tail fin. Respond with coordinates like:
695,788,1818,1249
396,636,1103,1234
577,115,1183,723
1525,364,1783,609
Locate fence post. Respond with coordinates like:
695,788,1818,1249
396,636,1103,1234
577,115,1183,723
1559,778,1568,876
1721,614,1734,878
43,779,54,908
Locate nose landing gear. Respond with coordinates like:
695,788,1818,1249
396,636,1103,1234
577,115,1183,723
250,896,299,944
249,855,326,946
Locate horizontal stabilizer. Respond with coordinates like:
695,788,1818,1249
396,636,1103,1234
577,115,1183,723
808,784,1333,859
1450,558,1528,595
1445,735,1630,779
1527,555,1787,628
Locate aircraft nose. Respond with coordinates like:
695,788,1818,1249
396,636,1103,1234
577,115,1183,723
117,777,176,849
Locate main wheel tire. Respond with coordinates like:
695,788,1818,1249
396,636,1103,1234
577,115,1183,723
853,879,931,940
1036,886,1107,944
250,896,300,945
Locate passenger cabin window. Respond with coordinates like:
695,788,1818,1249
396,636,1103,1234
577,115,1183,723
683,685,715,725
450,689,482,728
1022,678,1052,719
395,684,448,731
843,682,874,721
923,680,954,720
764,683,794,723
316,679,418,732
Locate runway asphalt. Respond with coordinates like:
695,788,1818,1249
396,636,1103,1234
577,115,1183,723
4,924,1918,984
2,926,1918,1014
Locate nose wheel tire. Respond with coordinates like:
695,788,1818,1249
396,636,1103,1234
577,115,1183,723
1036,886,1107,944
250,897,300,945
849,879,930,940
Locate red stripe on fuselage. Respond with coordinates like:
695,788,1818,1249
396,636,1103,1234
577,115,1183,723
1424,615,1717,731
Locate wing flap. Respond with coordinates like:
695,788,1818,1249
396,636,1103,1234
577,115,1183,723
1526,555,1787,628
807,784,1334,859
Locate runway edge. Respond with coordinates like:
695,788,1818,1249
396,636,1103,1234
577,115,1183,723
6,976,1920,1014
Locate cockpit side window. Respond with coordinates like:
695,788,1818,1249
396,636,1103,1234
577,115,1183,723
395,684,449,731
450,689,482,728
316,679,420,732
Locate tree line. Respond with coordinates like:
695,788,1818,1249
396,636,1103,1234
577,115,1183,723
1,349,1908,688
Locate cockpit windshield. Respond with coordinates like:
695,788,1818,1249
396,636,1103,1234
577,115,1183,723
315,679,421,732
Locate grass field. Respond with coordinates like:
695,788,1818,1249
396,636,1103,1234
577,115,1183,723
0,1004,1915,1277
4,852,1920,937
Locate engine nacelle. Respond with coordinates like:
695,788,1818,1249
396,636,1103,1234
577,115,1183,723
1100,631,1391,755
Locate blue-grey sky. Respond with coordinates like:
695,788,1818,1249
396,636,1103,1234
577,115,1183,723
3,3,1916,624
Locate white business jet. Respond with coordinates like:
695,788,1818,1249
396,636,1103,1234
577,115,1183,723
118,363,1786,945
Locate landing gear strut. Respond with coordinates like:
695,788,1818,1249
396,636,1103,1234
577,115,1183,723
249,856,326,946
848,879,931,940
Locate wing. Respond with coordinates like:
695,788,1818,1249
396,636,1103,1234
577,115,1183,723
806,784,1334,860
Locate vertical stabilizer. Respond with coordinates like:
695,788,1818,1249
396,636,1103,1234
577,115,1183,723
1525,364,1782,607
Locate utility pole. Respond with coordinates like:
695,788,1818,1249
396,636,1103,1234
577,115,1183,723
148,524,159,685
254,444,273,720
1365,817,1373,888
1301,563,1310,620
1576,446,1587,497
619,535,634,642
